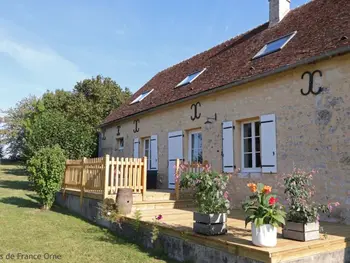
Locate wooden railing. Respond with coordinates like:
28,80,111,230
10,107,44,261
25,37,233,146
174,159,209,200
63,155,148,204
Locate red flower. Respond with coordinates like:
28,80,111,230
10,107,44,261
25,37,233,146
156,214,163,220
269,197,277,206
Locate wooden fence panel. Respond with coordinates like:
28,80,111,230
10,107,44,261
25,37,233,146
63,155,148,204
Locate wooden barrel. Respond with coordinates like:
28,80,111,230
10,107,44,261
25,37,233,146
116,188,133,215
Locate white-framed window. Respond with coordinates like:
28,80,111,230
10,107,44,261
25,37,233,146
188,130,203,163
241,121,261,172
116,137,124,151
252,31,297,59
130,89,154,104
176,68,206,88
143,137,152,169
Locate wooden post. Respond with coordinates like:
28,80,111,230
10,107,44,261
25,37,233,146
103,154,110,200
142,157,147,201
80,157,87,207
175,158,180,201
62,160,69,200
115,157,119,193
110,156,115,194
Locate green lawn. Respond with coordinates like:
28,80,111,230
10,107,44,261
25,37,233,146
0,164,171,263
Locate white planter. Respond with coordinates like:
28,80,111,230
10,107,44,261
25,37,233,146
251,223,277,247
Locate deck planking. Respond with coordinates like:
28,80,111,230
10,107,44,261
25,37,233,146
126,208,350,263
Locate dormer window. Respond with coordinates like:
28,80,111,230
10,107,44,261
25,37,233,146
130,89,154,104
252,31,297,59
176,68,206,88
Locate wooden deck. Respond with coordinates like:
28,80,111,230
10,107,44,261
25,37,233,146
125,208,350,263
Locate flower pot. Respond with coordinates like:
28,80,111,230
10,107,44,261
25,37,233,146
282,221,319,241
193,212,227,236
251,223,277,247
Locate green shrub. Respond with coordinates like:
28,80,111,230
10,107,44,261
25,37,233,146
27,145,66,209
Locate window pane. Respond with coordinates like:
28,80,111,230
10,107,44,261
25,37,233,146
256,153,261,168
120,138,124,148
264,36,291,53
198,152,203,164
255,137,260,152
198,133,202,149
191,149,196,162
190,132,203,163
191,134,195,149
145,139,149,150
243,123,252,137
255,122,260,136
244,154,253,168
198,134,202,163
244,138,252,152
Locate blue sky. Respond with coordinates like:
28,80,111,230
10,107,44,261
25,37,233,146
0,0,309,114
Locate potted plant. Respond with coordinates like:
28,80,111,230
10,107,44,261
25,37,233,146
178,163,232,236
242,183,286,247
283,168,340,241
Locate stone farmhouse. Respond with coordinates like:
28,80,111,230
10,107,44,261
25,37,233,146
101,0,350,221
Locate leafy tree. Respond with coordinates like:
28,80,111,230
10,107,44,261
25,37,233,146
71,75,132,129
24,110,96,160
0,96,39,159
3,75,131,162
27,145,66,209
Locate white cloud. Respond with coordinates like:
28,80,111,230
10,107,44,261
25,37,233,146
0,38,87,85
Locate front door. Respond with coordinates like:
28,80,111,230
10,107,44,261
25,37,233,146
168,130,183,189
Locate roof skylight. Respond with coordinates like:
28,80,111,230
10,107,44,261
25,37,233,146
130,89,154,104
176,68,206,88
253,31,297,59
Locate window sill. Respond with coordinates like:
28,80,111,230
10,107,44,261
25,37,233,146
238,170,262,179
241,168,262,173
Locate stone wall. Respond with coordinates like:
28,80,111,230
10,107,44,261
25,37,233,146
102,53,350,223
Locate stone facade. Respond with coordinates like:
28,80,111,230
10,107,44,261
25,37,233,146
101,53,350,222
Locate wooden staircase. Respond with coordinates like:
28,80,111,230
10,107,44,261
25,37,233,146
131,190,194,211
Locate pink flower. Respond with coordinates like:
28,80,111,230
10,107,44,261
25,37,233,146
155,214,163,220
203,164,211,173
224,191,229,200
328,202,340,213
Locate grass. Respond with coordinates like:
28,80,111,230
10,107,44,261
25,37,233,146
0,164,173,263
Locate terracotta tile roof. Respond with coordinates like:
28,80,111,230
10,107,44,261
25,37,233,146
103,0,350,125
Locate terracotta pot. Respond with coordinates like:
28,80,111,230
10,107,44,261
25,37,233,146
251,223,277,247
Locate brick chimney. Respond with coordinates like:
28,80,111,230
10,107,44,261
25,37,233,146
269,0,290,27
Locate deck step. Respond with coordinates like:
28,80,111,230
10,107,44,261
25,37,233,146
132,199,194,211
133,190,194,202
